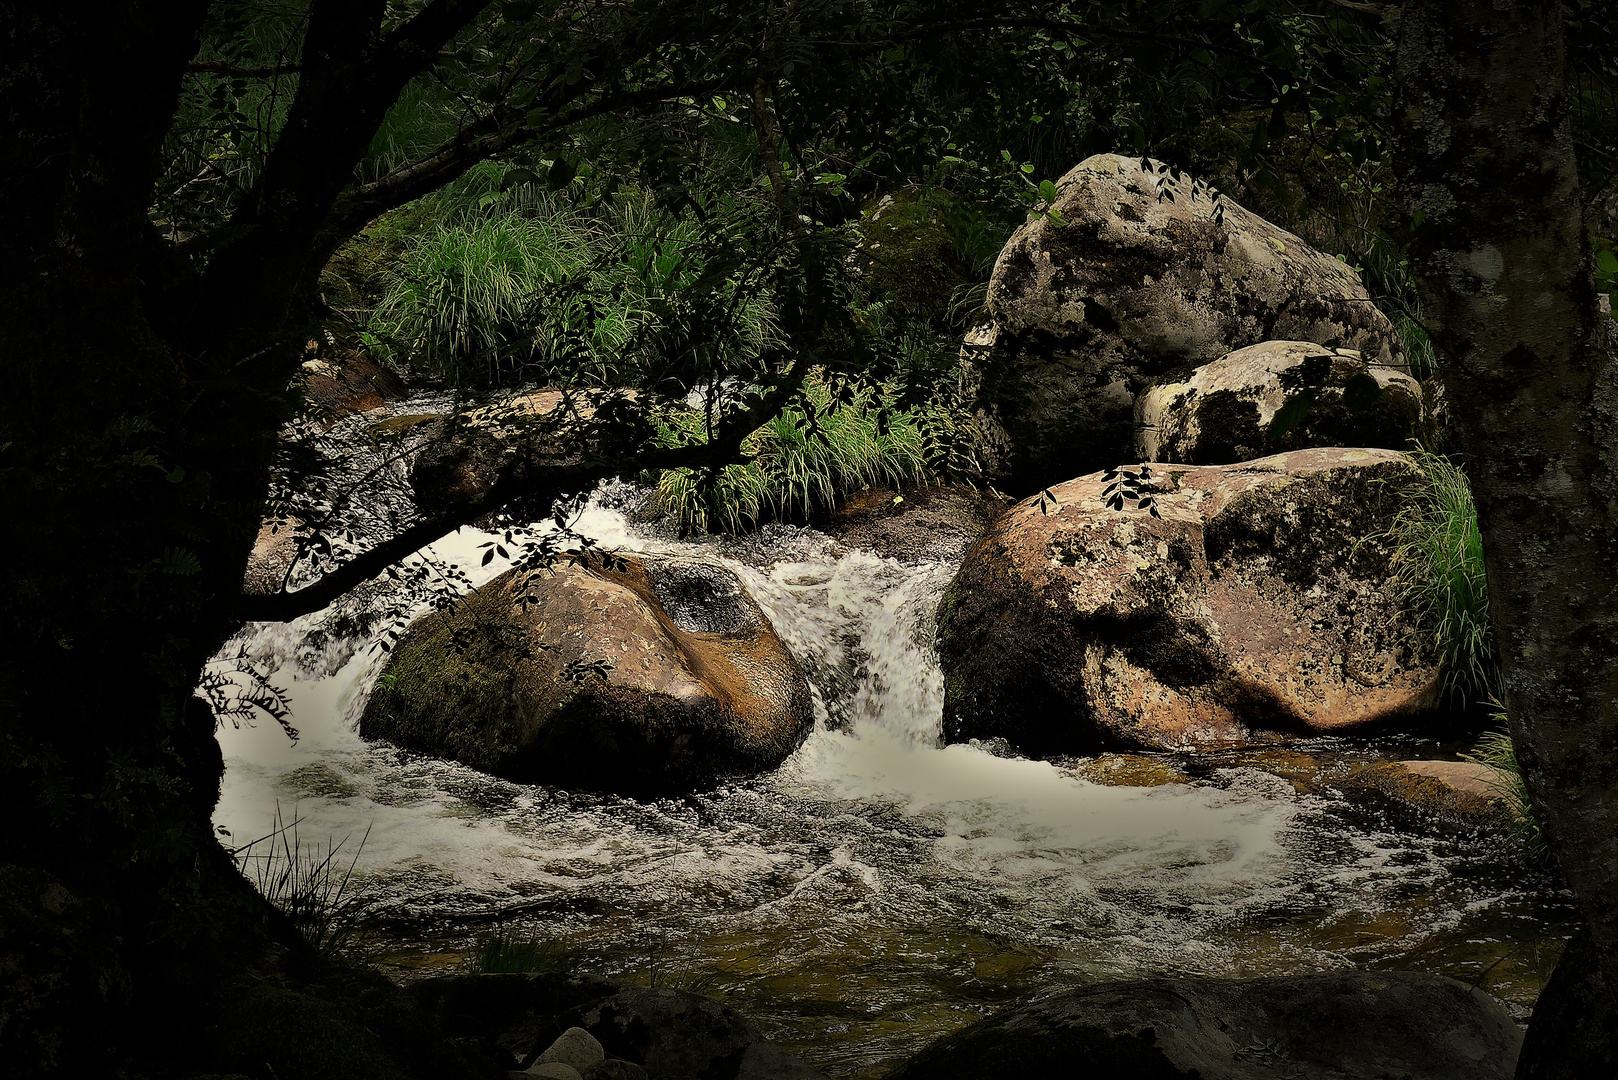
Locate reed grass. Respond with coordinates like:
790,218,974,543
233,805,372,957
1387,448,1498,703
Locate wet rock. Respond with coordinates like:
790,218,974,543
578,986,830,1080
536,1027,605,1072
965,153,1403,490
301,350,406,422
937,448,1439,754
410,389,643,519
813,483,1010,564
884,970,1521,1080
1068,754,1191,788
1136,341,1424,465
360,554,814,794
1335,759,1510,834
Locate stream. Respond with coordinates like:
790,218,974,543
215,446,1571,1078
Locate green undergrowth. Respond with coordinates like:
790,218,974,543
348,162,779,387
1463,715,1546,856
1386,448,1498,703
649,371,942,534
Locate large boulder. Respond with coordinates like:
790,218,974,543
883,971,1522,1080
937,448,1439,754
966,153,1405,490
360,553,813,793
1136,340,1424,465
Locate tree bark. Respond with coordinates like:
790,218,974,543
1391,0,1618,1002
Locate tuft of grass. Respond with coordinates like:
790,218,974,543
233,805,373,957
651,371,937,533
1462,710,1546,855
372,206,592,385
1388,448,1498,703
468,925,578,975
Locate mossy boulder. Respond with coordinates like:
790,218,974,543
1335,759,1512,834
965,153,1404,491
937,448,1440,754
1136,340,1424,465
884,971,1522,1080
360,554,813,793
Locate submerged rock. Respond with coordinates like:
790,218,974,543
1335,759,1511,834
360,553,813,793
937,448,1439,754
965,153,1403,489
1136,340,1424,465
884,970,1522,1080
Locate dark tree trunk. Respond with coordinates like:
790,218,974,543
1390,0,1618,1041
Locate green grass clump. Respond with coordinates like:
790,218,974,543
1462,715,1546,855
234,806,372,957
469,926,578,975
372,202,593,385
651,372,937,533
1388,448,1498,702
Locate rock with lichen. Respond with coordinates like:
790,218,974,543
937,447,1439,754
964,153,1405,490
1136,340,1425,465
360,553,813,793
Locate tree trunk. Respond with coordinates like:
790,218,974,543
1391,0,1618,1015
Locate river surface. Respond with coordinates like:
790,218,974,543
215,472,1570,1078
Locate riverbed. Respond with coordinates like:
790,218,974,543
214,476,1570,1079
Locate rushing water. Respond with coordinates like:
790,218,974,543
215,469,1570,1078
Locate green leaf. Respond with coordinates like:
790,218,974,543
547,158,577,188
158,547,203,576
1267,389,1316,442
499,167,537,191
1038,179,1057,202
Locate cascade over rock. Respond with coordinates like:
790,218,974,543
884,971,1522,1080
937,448,1439,754
964,153,1404,490
359,553,813,793
1135,340,1425,465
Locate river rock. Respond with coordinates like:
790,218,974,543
535,1027,605,1072
965,153,1404,490
525,1064,582,1080
812,483,1010,563
883,970,1522,1080
360,553,813,793
242,516,303,597
1136,340,1424,465
301,349,406,422
577,986,830,1080
937,447,1439,754
1515,929,1618,1079
1335,760,1511,835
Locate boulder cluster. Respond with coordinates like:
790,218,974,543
940,154,1443,756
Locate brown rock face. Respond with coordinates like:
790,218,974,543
360,554,813,793
1136,340,1424,465
937,448,1439,754
966,154,1404,490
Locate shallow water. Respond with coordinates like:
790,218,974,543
215,471,1570,1078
